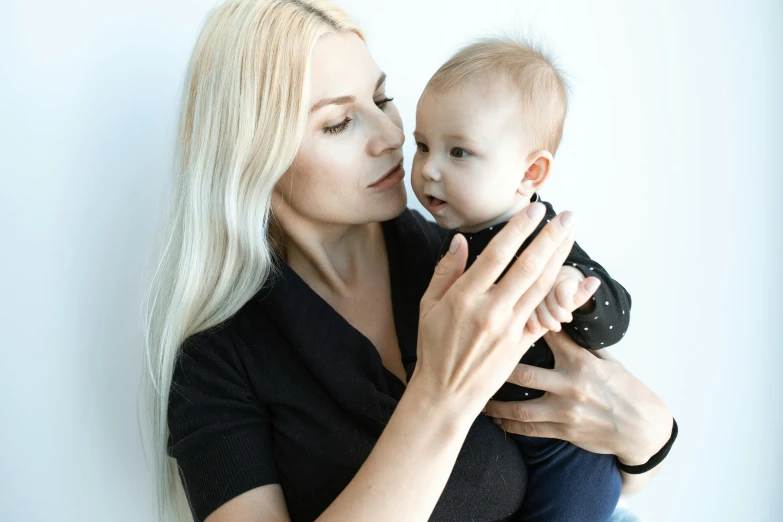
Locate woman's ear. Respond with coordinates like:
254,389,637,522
518,150,554,196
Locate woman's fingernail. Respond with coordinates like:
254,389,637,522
449,234,460,254
585,278,601,293
560,211,575,229
527,202,545,220
492,417,502,425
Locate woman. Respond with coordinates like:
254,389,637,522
143,1,674,521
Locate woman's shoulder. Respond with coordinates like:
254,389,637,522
171,302,276,394
170,319,245,400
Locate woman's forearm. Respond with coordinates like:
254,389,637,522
616,412,674,497
315,378,473,522
619,461,665,497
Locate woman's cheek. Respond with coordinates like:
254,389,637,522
314,138,359,185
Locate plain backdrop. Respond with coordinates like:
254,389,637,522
2,1,781,521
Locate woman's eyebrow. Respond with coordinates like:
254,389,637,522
310,73,386,114
375,72,386,90
310,95,354,113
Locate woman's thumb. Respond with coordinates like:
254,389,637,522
421,234,468,310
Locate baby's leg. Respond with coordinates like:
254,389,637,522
495,342,621,520
513,434,622,522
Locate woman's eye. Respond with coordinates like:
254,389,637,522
324,117,352,135
375,96,394,109
450,147,470,158
416,142,429,153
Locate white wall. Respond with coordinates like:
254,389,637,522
2,1,781,521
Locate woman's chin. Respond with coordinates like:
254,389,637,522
368,187,408,221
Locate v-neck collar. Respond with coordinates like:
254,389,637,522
253,210,433,436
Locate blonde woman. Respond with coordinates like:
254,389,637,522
143,1,674,521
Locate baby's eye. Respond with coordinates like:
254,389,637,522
416,142,429,153
450,147,470,158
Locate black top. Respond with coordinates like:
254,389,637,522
436,194,633,402
167,208,530,522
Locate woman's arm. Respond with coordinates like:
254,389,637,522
618,458,667,498
482,329,674,497
315,378,475,521
207,385,478,522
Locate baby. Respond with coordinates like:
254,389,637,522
412,36,632,522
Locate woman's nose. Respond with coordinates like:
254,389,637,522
368,114,404,157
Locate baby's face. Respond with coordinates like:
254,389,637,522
411,84,532,231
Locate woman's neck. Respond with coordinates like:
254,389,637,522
273,212,386,299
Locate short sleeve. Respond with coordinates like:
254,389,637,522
167,326,279,522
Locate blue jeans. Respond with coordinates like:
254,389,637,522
512,434,623,522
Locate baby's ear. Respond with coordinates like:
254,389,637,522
518,150,554,195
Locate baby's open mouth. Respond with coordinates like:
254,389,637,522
426,195,448,213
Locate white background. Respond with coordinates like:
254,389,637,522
2,1,781,521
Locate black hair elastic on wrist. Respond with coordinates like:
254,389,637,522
615,418,678,474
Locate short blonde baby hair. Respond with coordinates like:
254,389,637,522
424,34,570,155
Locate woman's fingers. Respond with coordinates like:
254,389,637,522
456,203,549,294
495,211,576,307
420,234,467,311
505,362,570,395
484,395,558,424
542,328,585,361
510,224,576,319
493,419,569,440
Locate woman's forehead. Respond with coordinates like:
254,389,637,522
309,32,381,101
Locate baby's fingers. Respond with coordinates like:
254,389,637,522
546,283,575,323
536,299,562,332
570,277,602,310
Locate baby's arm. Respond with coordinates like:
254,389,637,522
529,198,632,349
561,242,632,349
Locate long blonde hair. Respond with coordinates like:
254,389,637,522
140,1,363,520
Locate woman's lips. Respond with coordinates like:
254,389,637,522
426,195,448,213
369,162,405,190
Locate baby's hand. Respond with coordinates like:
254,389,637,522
526,266,601,335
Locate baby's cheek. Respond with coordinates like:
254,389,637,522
457,186,500,222
409,162,424,196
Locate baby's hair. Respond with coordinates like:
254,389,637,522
424,34,570,155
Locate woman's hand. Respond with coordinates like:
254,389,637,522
409,203,600,420
482,329,673,470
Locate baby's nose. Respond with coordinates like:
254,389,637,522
421,158,441,181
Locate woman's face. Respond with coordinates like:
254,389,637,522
274,32,407,229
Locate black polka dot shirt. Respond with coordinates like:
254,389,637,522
437,193,633,402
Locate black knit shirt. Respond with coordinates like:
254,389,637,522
167,208,531,522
